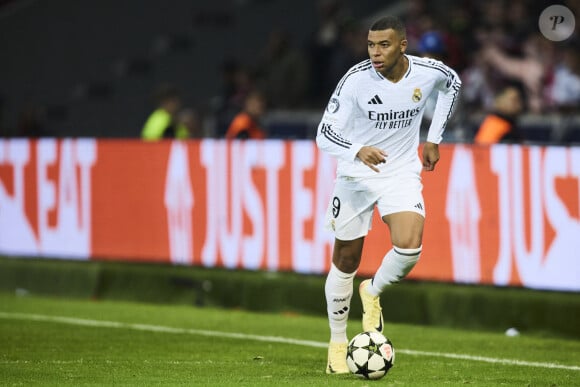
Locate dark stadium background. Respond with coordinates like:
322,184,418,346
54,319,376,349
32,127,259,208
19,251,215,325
0,0,376,137
1,0,577,140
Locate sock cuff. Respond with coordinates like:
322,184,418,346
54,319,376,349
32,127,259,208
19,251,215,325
329,263,357,279
393,245,422,256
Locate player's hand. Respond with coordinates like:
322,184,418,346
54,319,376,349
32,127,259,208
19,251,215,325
422,142,440,171
356,146,387,173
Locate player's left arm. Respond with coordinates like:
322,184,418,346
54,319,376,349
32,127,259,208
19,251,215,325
424,63,462,171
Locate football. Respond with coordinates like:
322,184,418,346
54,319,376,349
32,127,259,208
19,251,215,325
346,331,395,380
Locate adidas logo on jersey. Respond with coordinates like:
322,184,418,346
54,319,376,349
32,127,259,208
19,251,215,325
414,203,423,210
367,95,383,104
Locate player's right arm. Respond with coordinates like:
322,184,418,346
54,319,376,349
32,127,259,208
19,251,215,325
316,76,388,171
355,146,387,172
315,76,365,163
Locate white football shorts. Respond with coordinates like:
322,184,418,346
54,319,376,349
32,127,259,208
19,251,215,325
325,170,425,241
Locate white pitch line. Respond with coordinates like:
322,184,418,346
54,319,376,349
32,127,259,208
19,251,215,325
399,349,580,371
1,312,579,372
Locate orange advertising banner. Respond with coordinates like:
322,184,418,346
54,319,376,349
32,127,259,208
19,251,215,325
0,139,578,291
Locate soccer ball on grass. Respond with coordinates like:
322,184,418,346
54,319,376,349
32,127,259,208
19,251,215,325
346,331,395,380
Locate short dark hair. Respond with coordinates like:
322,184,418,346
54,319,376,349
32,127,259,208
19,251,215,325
369,16,406,38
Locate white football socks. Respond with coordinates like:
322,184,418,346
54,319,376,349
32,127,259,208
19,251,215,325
367,246,421,297
325,263,356,343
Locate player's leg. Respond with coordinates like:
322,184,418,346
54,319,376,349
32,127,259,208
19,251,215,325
325,237,364,374
324,181,375,374
360,169,425,332
327,237,364,344
376,211,424,285
359,211,423,332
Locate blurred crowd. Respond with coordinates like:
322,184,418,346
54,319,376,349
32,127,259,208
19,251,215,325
210,0,580,142
2,0,579,143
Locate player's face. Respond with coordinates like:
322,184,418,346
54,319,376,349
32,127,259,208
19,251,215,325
367,29,407,76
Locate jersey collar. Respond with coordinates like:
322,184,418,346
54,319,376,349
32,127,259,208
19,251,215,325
403,55,412,78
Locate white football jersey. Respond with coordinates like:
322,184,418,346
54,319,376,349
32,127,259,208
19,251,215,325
316,55,461,178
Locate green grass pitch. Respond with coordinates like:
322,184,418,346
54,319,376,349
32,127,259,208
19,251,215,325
0,292,579,386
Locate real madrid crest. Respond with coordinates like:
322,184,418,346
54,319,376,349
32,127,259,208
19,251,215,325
412,88,422,102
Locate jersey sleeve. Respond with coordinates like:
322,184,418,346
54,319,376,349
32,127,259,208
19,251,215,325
315,75,364,162
426,62,462,144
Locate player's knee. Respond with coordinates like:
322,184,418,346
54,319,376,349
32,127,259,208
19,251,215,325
333,253,360,273
333,238,363,273
392,236,422,250
333,248,360,273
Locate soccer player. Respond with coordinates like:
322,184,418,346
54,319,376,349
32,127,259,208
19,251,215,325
316,16,461,374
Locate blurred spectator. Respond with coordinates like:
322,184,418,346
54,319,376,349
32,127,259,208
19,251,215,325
459,0,548,116
212,59,256,136
216,60,254,114
418,30,446,60
460,56,498,115
480,33,556,113
255,30,310,109
177,108,204,139
225,90,267,140
141,84,189,140
417,28,465,71
474,86,524,144
549,41,580,113
403,0,432,53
